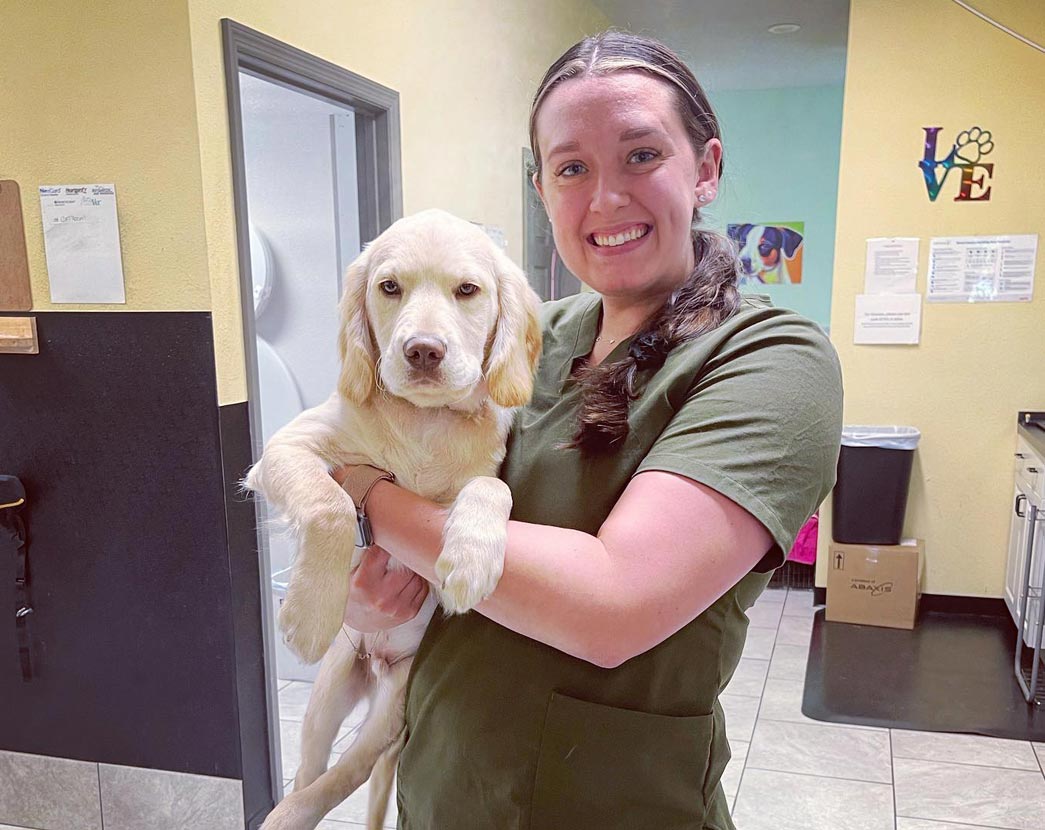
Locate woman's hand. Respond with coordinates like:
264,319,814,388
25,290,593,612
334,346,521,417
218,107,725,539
343,545,430,633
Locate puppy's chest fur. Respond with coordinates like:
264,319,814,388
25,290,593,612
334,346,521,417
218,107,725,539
334,394,513,505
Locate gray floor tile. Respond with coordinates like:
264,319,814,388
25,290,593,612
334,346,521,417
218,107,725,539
721,692,760,743
1035,742,1044,769
746,600,784,629
892,729,1041,771
776,613,815,646
897,820,1007,829
98,764,242,830
768,642,809,681
280,718,355,782
732,768,894,830
277,680,316,722
783,589,821,617
317,822,367,829
894,757,1045,829
742,625,778,660
758,676,882,731
723,657,769,697
721,740,749,800
747,719,892,783
758,587,788,603
0,750,102,830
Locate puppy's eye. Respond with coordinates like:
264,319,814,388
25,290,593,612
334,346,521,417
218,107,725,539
456,283,480,298
378,280,400,296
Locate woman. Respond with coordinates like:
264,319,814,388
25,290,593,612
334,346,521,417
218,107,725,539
336,31,842,830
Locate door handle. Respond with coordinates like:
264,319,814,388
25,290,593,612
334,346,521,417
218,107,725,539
1015,493,1027,518
0,475,33,681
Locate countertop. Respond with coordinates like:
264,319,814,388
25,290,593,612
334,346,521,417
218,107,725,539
1017,411,1045,462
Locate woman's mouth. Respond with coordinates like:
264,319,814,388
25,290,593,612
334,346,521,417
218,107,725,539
588,224,651,248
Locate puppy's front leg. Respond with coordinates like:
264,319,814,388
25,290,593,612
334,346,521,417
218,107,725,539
435,476,512,614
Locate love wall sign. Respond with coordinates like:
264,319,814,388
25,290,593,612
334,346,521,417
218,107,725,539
918,125,995,202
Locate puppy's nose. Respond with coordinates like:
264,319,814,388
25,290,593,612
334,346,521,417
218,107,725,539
404,336,446,371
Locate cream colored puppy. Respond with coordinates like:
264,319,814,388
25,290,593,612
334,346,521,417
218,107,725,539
247,209,541,830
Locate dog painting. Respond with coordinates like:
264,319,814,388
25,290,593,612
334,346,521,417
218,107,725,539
727,222,805,286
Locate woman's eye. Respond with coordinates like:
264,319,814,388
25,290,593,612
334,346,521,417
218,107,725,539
557,162,586,178
456,283,479,298
629,149,659,164
379,280,400,296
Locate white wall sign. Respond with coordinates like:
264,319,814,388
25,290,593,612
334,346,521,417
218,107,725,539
39,184,126,304
865,237,919,294
927,234,1037,303
854,293,922,345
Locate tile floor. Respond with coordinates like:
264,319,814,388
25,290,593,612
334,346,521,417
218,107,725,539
274,587,1045,830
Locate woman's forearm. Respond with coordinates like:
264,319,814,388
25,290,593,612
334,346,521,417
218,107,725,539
365,480,623,666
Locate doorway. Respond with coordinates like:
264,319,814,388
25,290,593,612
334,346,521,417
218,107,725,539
222,18,402,812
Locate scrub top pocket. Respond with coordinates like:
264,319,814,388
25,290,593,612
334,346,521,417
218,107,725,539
529,691,719,829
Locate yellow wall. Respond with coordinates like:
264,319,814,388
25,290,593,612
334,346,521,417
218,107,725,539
0,0,212,311
184,0,609,405
817,0,1045,597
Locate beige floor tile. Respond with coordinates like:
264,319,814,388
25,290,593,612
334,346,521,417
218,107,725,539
894,757,1045,829
747,719,892,783
732,768,894,830
896,820,1006,829
0,751,101,830
892,729,1041,771
758,587,789,603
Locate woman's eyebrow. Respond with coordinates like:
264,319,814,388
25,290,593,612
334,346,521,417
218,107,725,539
619,127,659,142
546,140,580,158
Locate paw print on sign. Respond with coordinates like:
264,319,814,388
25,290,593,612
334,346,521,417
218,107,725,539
954,126,994,165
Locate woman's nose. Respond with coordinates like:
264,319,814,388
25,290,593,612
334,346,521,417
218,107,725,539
588,171,630,213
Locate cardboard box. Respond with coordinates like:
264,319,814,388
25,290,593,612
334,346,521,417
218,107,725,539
826,539,923,629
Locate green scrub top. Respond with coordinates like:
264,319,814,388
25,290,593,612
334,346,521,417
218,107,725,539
398,293,843,830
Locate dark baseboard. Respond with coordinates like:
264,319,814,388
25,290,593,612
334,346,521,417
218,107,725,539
810,586,1008,618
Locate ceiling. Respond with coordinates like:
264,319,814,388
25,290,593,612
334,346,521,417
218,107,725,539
589,0,851,90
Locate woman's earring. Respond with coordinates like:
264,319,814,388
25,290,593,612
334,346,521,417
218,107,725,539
698,194,709,203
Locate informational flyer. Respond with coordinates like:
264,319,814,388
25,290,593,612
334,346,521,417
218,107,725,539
39,184,126,303
865,238,919,294
926,234,1037,303
854,293,922,345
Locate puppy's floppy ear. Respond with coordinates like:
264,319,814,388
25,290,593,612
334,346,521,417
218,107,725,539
485,249,542,409
337,246,376,405
781,227,803,258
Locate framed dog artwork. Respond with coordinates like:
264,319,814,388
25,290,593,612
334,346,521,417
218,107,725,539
727,221,805,287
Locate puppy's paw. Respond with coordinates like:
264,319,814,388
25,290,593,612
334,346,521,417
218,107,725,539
278,579,345,665
435,528,506,615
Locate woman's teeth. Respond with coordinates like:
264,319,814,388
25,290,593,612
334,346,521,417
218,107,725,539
592,225,649,247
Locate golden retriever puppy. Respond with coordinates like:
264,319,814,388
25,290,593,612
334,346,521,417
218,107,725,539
246,209,541,830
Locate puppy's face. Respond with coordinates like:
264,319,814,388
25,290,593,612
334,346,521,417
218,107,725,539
367,241,498,407
340,210,539,409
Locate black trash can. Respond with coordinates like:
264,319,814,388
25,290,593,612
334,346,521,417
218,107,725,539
832,426,920,545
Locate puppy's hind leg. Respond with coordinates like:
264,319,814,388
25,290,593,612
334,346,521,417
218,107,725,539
293,628,367,790
263,656,413,830
366,733,404,830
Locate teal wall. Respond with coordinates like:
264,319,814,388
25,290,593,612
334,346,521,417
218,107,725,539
704,85,845,331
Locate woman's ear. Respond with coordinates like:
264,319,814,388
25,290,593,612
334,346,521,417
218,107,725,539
485,249,543,409
337,246,376,405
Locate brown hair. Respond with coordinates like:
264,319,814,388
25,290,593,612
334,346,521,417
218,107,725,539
529,31,742,455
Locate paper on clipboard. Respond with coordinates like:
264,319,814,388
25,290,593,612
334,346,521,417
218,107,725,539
39,184,126,304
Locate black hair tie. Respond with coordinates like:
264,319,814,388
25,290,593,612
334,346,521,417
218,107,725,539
627,332,669,369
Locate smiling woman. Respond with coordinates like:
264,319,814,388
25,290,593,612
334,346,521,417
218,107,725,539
328,30,844,830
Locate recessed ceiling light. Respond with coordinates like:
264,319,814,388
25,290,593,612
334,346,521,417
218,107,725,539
768,23,801,34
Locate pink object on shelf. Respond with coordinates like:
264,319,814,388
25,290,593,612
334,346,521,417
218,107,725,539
788,512,819,565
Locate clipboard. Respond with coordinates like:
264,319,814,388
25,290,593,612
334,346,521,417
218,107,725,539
0,180,32,310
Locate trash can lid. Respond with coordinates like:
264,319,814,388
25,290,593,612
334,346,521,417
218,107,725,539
841,425,921,450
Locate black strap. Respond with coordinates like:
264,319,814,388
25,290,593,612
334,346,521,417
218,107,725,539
2,508,32,681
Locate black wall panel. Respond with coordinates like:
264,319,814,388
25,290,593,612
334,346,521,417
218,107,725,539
0,311,270,808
